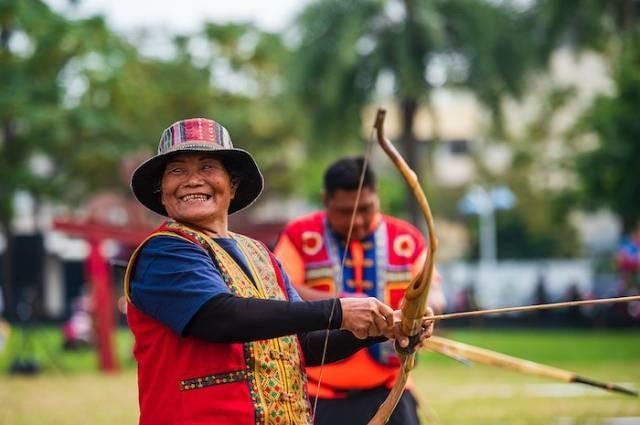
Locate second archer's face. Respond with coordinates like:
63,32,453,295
323,187,380,240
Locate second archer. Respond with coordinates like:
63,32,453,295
275,156,446,425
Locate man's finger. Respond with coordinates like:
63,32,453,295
380,308,395,328
392,325,410,347
397,335,409,348
373,314,389,334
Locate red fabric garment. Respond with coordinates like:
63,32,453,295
349,240,364,294
125,225,311,425
127,303,256,425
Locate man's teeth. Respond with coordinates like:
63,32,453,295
181,194,210,201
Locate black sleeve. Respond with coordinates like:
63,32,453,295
298,330,387,366
183,293,343,342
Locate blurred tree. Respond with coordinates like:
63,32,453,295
199,23,300,196
0,3,294,317
526,0,640,232
287,0,538,224
0,0,120,317
463,85,582,259
56,23,295,198
457,0,640,258
572,33,640,232
527,0,639,58
53,34,217,199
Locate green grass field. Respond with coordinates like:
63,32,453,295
0,327,638,425
416,329,640,425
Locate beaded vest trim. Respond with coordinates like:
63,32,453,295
165,222,311,425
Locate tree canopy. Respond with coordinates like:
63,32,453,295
573,33,640,231
0,0,638,262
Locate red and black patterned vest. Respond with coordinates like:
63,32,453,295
124,222,311,425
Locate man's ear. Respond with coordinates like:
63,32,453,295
159,185,166,206
230,181,239,200
321,191,329,208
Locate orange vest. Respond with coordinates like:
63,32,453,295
275,212,426,398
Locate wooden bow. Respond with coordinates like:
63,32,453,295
367,108,438,424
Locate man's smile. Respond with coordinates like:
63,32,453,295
179,193,212,202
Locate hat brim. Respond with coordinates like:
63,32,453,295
131,146,263,217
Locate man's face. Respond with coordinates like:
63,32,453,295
160,153,236,227
323,187,380,240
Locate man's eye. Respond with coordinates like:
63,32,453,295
202,163,225,173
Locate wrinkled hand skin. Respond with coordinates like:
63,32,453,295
339,297,395,339
339,299,435,345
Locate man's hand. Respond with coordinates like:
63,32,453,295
339,297,395,339
388,306,435,349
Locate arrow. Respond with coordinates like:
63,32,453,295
426,296,640,321
424,335,637,397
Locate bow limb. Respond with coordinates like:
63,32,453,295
367,108,439,424
375,108,438,337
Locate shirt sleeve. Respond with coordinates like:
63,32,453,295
129,235,231,335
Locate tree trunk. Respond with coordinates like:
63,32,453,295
399,97,422,226
0,216,14,320
0,7,14,320
0,121,16,319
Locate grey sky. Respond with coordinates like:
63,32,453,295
45,0,312,34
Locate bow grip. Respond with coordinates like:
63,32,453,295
394,333,421,355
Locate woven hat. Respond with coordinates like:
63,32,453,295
131,118,263,216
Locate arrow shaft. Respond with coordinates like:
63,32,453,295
425,336,637,397
425,336,573,381
427,296,640,321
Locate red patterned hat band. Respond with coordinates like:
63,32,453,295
158,118,234,153
130,117,264,216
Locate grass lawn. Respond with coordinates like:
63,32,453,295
0,326,638,425
414,329,640,425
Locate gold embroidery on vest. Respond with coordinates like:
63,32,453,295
164,223,311,425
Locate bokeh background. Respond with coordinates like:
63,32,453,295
0,1,639,424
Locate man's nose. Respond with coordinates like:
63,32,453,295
185,170,204,185
353,212,366,227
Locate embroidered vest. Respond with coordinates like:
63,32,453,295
279,212,425,398
125,222,311,425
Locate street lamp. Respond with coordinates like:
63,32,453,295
459,185,516,264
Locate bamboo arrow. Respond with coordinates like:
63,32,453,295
425,295,640,321
424,335,637,396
